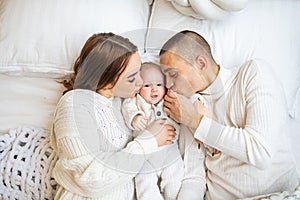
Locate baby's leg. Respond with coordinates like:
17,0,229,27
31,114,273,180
135,161,164,200
160,156,184,200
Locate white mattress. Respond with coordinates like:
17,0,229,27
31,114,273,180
289,91,300,174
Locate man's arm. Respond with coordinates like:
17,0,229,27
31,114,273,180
195,60,286,169
164,60,286,170
177,125,206,200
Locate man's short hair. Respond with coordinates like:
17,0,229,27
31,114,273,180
159,30,216,66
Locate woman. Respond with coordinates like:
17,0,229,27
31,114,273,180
51,32,176,199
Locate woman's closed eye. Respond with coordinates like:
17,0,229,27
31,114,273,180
128,77,135,83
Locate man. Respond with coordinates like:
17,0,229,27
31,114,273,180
159,30,299,199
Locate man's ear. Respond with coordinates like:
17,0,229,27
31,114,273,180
196,55,207,70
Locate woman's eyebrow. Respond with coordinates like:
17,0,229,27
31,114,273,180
127,71,138,79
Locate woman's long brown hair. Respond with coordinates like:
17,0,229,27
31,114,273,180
62,32,138,94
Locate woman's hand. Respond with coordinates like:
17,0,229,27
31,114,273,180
146,119,176,147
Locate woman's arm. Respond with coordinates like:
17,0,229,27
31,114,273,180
177,126,206,200
51,93,164,198
53,135,156,198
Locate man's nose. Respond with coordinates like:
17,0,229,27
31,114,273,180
165,78,173,89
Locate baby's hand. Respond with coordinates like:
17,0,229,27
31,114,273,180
132,115,149,131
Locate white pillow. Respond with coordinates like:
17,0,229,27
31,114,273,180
169,0,248,20
0,74,64,133
146,0,300,117
0,0,149,78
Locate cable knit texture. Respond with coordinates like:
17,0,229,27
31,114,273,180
0,126,58,199
178,59,299,200
51,89,158,199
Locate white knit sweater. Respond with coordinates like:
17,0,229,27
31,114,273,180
50,89,159,199
178,59,299,200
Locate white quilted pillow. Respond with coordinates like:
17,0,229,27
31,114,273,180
0,0,149,78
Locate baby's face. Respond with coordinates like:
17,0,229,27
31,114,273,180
139,65,166,105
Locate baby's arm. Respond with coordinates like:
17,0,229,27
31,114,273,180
132,115,149,131
122,97,145,130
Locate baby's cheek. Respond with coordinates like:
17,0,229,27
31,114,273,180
139,88,148,98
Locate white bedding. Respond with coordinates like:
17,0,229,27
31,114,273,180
146,0,300,180
0,0,151,132
0,74,64,133
289,91,300,175
146,0,300,118
0,0,299,198
0,0,150,78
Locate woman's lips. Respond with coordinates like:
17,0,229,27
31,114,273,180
134,88,140,95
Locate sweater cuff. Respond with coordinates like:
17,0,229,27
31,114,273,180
134,130,158,155
194,116,223,146
178,180,205,200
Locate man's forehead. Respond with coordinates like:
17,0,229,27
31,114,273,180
160,51,182,64
160,58,178,73
160,51,175,60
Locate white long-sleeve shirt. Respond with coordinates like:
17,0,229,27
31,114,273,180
122,94,180,138
178,59,299,200
122,94,183,200
50,89,158,200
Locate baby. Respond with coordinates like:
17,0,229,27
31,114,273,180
122,62,183,200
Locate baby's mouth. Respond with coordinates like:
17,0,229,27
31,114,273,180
151,94,158,99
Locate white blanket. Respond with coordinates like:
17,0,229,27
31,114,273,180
0,126,58,199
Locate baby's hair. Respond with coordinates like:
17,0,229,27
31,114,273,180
141,62,161,71
140,62,166,85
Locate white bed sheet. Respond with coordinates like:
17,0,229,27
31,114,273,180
289,90,300,175
0,74,64,133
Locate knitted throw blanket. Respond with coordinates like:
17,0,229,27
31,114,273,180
0,126,58,199
1,126,299,200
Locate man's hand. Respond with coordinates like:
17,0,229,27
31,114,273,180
163,90,211,129
132,115,149,131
